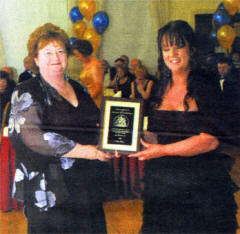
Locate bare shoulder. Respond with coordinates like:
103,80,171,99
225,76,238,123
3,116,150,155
91,56,101,66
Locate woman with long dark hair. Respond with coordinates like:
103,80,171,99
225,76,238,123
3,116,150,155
130,20,238,233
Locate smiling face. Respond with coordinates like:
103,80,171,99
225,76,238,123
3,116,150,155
34,40,67,78
161,36,191,74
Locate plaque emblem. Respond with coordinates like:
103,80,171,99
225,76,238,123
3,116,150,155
113,114,129,128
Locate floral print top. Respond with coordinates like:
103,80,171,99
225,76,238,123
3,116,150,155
9,75,100,211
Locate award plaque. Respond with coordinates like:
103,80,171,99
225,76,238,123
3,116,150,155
99,97,144,154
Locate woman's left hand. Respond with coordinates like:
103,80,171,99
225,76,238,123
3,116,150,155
128,139,167,160
95,149,113,162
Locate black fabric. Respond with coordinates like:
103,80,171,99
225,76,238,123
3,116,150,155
10,76,107,233
109,66,117,81
141,109,238,233
25,199,106,234
8,79,16,93
18,70,36,83
186,71,239,146
116,76,133,98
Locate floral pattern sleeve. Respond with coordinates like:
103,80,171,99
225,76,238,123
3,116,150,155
9,90,76,157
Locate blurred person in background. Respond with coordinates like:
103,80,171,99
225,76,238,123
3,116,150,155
130,65,154,116
0,71,12,133
18,56,37,83
129,58,142,76
108,64,133,98
72,39,104,108
1,66,16,92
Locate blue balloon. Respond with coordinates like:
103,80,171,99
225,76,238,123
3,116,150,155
70,37,77,45
92,11,109,34
213,7,231,28
70,7,83,23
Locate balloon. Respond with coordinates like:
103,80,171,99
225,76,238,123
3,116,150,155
70,37,77,45
212,7,231,28
92,11,109,34
83,28,100,52
217,25,236,52
217,2,226,10
224,0,240,15
78,0,96,21
69,6,83,23
73,20,87,38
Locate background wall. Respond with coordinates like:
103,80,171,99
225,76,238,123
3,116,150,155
0,34,6,68
169,0,219,26
101,0,158,76
0,0,221,81
0,0,70,80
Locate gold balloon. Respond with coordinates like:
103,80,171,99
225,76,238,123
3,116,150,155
78,0,96,21
83,28,100,52
217,25,236,52
73,20,87,38
223,0,240,15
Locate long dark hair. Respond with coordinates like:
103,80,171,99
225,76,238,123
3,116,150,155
155,20,199,110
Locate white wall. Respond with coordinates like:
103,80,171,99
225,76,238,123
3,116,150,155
0,34,6,68
0,0,70,80
169,0,220,28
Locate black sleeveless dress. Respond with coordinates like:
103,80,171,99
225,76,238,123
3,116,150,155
141,109,238,233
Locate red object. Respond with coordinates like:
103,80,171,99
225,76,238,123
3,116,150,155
0,136,23,211
113,155,144,197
